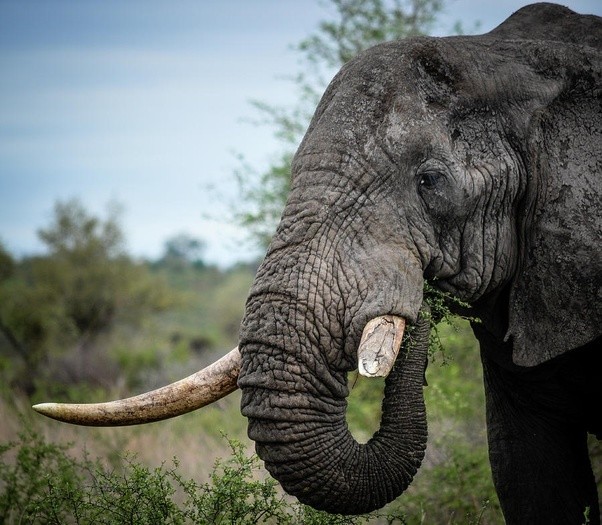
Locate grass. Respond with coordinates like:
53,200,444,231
0,424,500,525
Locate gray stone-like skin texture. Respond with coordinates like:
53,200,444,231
238,3,601,522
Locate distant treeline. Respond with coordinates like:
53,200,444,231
0,199,256,399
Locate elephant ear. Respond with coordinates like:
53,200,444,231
506,42,602,367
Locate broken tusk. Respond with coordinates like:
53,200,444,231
33,347,241,426
357,316,406,378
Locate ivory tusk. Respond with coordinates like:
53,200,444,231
357,316,406,378
32,347,241,426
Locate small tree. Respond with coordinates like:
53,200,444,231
37,199,124,259
159,233,206,269
0,243,15,282
0,199,174,393
233,0,446,248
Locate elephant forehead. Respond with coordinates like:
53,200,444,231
301,39,462,154
301,89,449,180
301,79,427,165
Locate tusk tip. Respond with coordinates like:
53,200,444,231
32,402,53,413
32,403,65,420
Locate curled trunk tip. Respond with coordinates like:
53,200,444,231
241,305,431,515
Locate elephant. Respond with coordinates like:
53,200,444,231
33,3,601,523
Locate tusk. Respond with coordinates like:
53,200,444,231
32,347,240,427
357,316,406,378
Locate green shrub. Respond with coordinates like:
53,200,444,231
0,425,503,524
0,428,85,523
179,437,290,524
0,427,393,524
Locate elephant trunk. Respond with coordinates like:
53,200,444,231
238,307,430,515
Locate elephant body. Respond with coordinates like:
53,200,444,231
239,3,602,523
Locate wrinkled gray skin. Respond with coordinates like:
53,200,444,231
238,3,602,522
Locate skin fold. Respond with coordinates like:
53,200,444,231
238,3,602,522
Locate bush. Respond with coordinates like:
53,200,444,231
0,428,85,523
0,200,177,395
0,425,502,524
0,428,392,524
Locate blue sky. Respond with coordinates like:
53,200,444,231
1,0,600,266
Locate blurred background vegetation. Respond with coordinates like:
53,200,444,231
1,1,598,523
0,197,500,522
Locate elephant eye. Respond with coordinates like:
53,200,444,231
418,172,443,190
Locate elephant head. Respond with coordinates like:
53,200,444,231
33,3,601,516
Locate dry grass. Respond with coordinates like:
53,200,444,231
1,390,251,485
